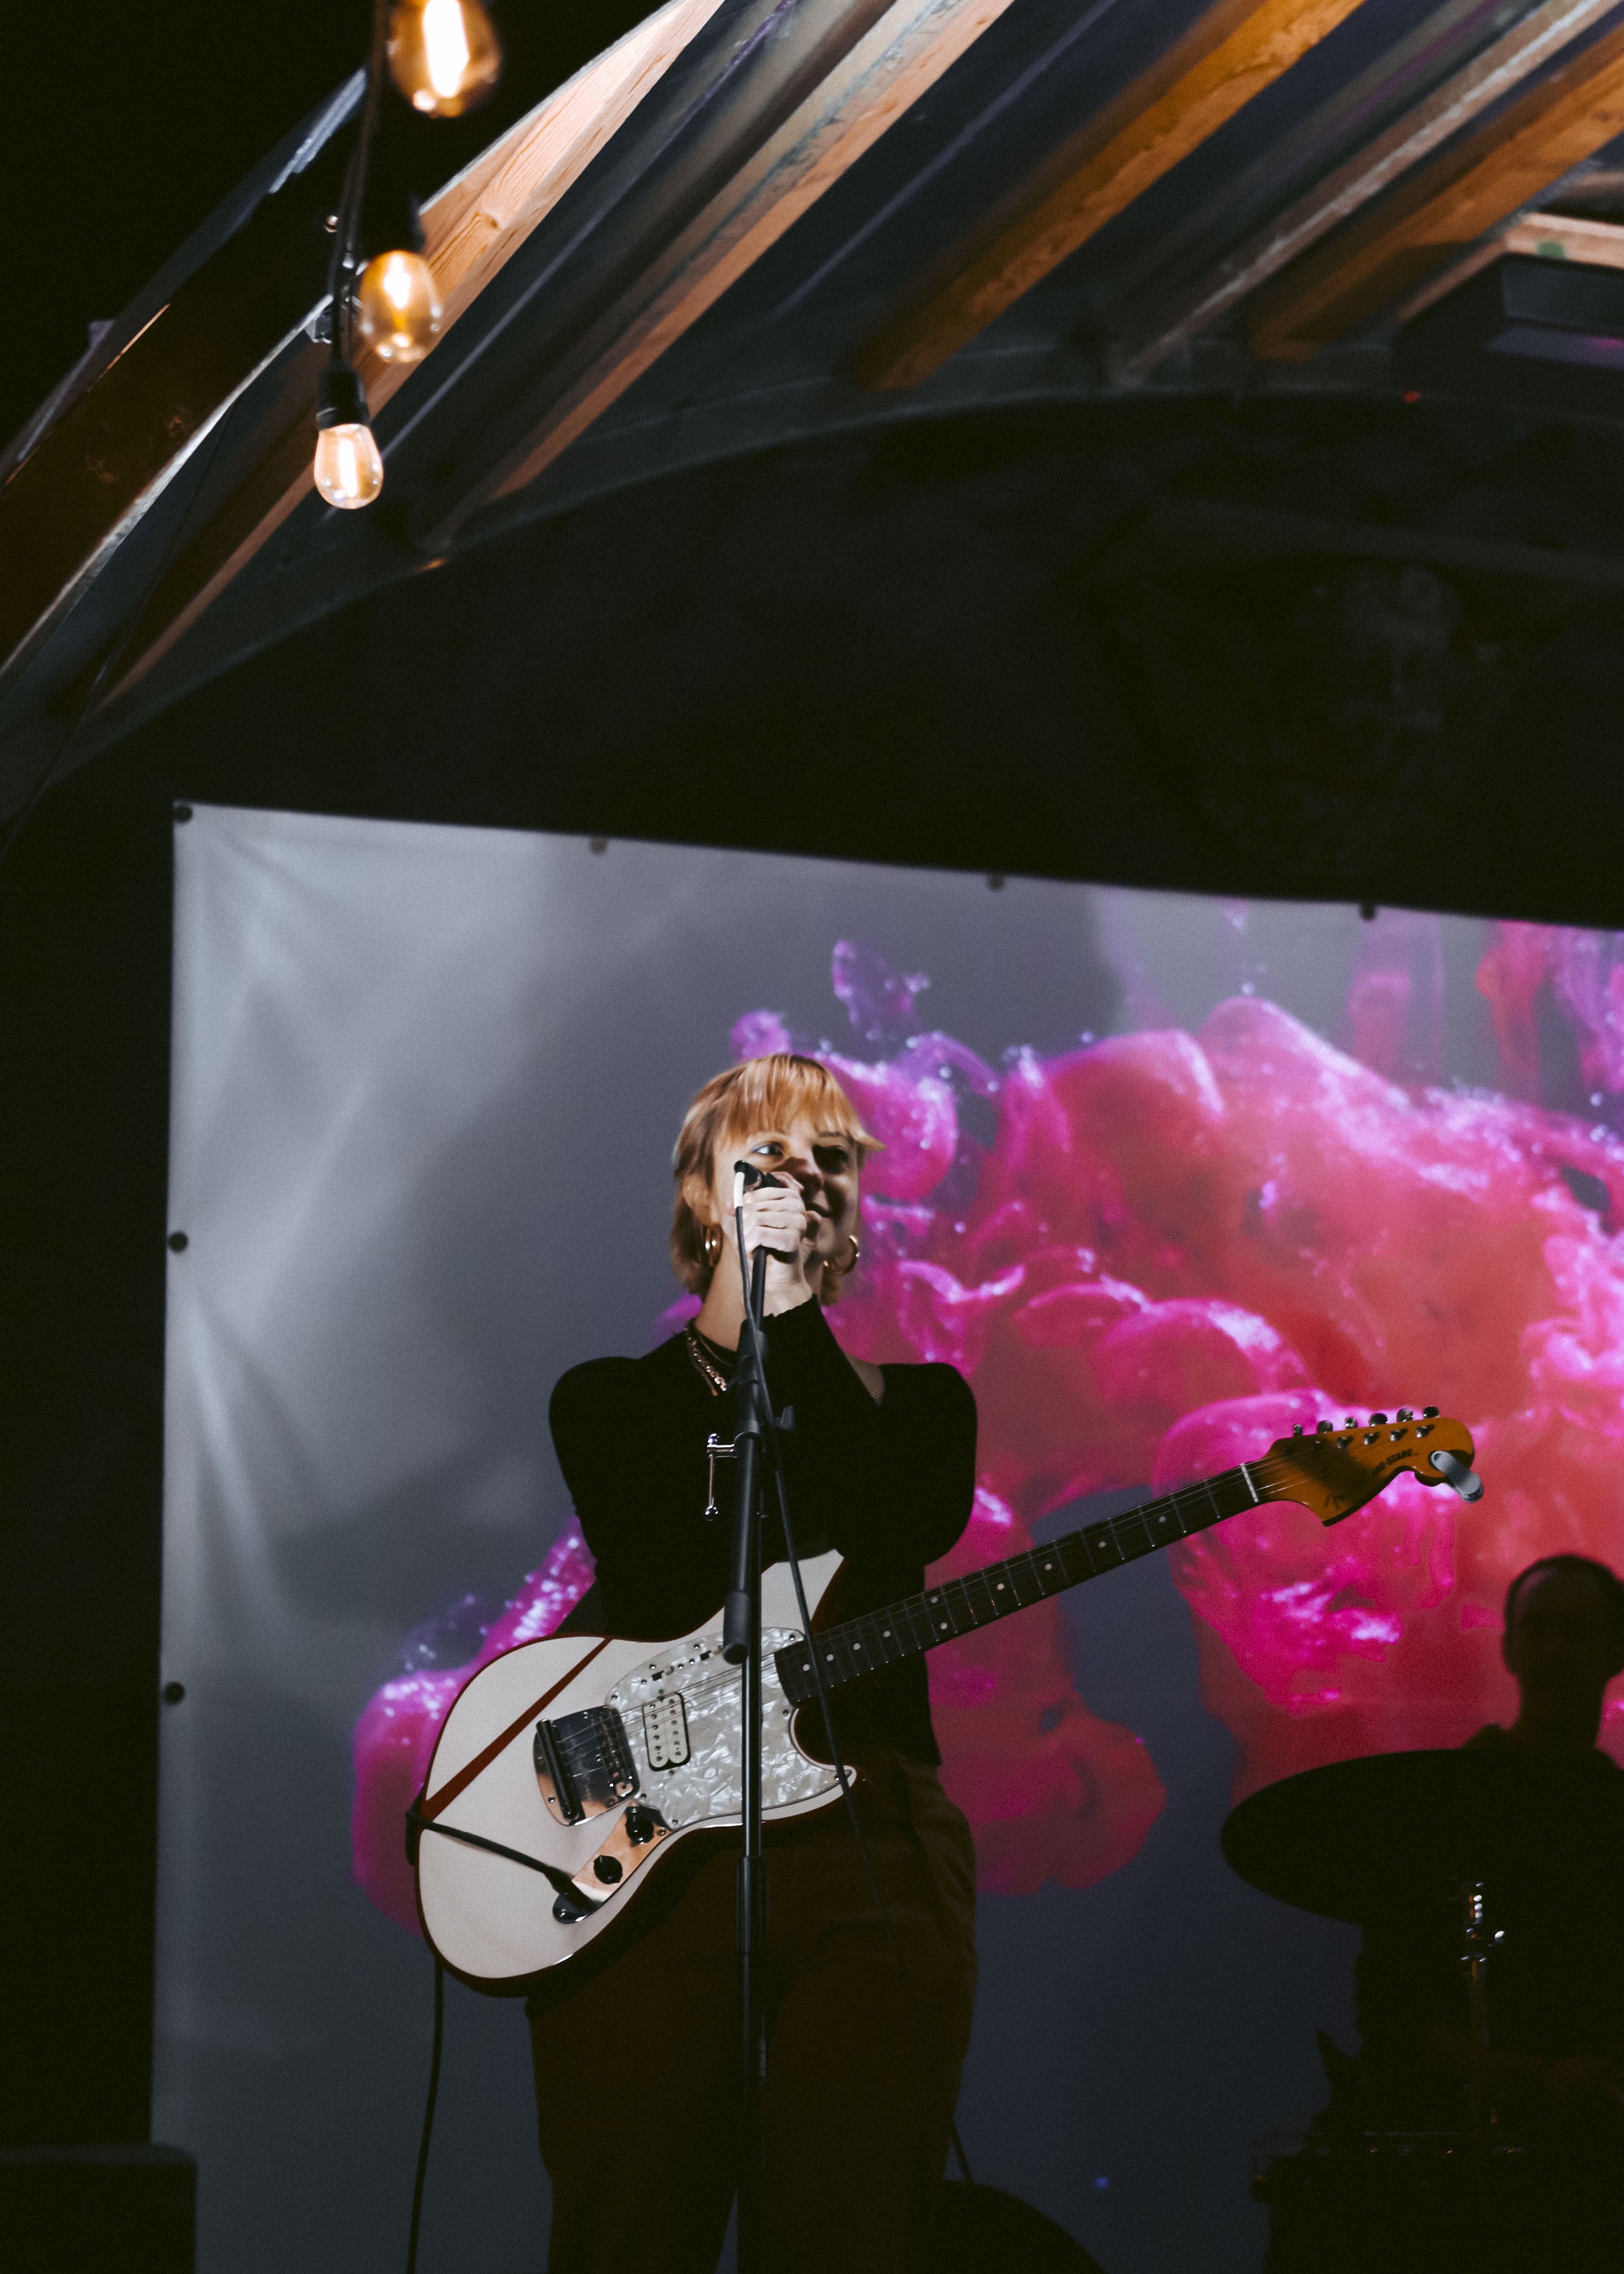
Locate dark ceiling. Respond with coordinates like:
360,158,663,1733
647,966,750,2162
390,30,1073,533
10,0,1624,921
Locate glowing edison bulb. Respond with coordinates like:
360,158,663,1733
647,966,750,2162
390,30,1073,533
315,423,385,508
356,249,442,364
314,364,384,509
388,0,502,118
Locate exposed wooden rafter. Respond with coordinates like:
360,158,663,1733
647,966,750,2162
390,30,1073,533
1112,0,1619,382
418,0,1026,540
1247,11,1624,359
853,0,1369,395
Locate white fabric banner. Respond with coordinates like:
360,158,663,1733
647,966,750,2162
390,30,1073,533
159,804,1422,2274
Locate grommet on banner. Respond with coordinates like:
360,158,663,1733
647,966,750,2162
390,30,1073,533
173,803,193,823
168,1231,189,1252
163,1683,186,1706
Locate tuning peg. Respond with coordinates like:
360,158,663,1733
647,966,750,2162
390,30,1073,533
1370,1412,1388,1424
1397,1408,1412,1421
1292,1423,1304,1437
1423,1405,1438,1419
1429,1448,1482,1502
1345,1416,1358,1427
1316,1420,1332,1433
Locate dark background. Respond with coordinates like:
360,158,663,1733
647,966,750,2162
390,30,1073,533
5,3,1624,2257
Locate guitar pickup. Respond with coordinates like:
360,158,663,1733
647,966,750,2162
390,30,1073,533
642,1692,691,1770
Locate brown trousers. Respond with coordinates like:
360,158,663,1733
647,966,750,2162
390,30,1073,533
526,1754,978,2274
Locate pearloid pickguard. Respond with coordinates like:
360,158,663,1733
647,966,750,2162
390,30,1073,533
606,1629,838,1824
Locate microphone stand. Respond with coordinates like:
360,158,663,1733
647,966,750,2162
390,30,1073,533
722,1192,772,2273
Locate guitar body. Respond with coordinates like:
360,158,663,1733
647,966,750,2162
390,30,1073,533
414,1405,1481,1993
416,1550,846,1991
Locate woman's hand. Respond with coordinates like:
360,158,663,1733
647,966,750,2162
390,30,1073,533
730,1175,814,1314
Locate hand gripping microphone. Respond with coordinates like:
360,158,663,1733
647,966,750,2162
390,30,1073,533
732,1159,783,1206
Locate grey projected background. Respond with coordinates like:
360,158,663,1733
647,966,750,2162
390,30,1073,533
160,804,1528,2274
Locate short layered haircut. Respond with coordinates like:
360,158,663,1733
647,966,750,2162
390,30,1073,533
670,1054,878,1300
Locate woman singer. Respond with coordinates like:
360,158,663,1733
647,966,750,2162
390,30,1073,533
529,1052,978,2273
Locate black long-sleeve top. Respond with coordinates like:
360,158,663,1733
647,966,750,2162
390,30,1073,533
548,1298,976,1763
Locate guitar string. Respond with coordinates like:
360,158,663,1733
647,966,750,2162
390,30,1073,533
793,1434,1430,1690
806,1461,1260,1670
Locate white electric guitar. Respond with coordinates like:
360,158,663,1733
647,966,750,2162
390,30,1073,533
412,1407,1480,1989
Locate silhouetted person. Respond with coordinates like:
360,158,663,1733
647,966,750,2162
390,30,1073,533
1278,1560,1624,2271
1347,1555,1624,2134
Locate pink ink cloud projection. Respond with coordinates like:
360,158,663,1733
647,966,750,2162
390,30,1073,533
351,919,1624,1933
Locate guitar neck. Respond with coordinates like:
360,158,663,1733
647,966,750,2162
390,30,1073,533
775,1461,1265,1706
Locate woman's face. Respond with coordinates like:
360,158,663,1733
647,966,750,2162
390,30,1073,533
705,1112,861,1280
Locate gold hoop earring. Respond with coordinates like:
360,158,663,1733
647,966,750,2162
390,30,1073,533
840,1235,861,1277
701,1223,724,1269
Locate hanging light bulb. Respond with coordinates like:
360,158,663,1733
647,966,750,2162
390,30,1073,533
314,363,385,509
388,0,502,118
355,248,443,364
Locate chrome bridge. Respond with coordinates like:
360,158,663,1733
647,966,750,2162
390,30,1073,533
531,1627,841,1925
533,1706,639,1826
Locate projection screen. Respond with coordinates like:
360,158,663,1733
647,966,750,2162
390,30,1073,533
157,802,1624,2274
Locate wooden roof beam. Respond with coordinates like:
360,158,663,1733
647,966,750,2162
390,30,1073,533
421,0,1026,538
853,0,1370,395
1247,11,1624,359
1113,0,1619,383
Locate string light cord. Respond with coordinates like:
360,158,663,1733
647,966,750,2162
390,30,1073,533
327,0,390,372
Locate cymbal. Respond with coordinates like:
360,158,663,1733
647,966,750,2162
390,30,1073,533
1222,1747,1624,1923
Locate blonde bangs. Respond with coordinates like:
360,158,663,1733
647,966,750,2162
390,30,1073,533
668,1053,879,1297
704,1055,877,1160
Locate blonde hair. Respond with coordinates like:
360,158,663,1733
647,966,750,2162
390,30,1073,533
670,1054,879,1301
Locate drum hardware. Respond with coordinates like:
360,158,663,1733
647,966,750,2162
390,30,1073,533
1456,1879,1505,2149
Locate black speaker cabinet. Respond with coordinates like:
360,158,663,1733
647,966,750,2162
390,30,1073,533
0,2146,194,2274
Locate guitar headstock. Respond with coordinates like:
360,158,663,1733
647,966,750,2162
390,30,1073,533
1257,1408,1480,1527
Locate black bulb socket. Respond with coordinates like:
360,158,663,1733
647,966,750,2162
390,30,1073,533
317,363,372,431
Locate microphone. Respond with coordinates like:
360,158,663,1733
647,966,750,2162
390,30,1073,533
732,1160,783,1210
